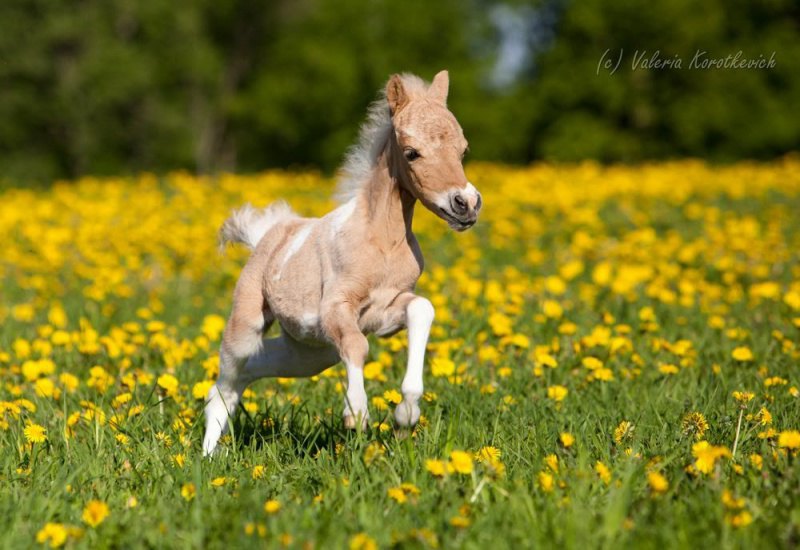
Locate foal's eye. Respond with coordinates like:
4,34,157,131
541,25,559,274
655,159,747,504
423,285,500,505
404,148,421,162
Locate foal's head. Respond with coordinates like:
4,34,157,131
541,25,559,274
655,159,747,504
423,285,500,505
386,71,482,231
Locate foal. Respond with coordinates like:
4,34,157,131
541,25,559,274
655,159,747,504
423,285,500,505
203,70,481,456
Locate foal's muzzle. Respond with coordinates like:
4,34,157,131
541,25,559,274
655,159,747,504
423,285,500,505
441,183,482,231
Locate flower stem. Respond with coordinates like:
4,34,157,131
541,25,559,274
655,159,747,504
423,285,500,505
732,408,744,460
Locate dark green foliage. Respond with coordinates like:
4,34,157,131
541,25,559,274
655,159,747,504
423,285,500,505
0,0,797,182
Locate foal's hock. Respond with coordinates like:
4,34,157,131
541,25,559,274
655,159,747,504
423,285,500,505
203,70,482,456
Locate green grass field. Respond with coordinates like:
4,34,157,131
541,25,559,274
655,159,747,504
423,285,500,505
1,161,800,549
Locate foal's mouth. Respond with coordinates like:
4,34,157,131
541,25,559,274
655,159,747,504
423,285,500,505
437,207,476,232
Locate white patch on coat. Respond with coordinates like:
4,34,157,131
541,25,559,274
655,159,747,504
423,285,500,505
301,312,319,329
329,199,356,235
281,224,313,267
273,224,313,281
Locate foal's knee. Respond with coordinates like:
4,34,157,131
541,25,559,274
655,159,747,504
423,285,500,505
221,307,265,362
339,332,368,366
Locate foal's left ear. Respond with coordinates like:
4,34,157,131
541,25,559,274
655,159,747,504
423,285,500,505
428,70,449,105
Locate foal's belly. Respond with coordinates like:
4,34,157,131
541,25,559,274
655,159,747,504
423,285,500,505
264,255,326,344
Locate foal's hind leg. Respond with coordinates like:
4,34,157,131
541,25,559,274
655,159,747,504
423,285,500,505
203,273,270,456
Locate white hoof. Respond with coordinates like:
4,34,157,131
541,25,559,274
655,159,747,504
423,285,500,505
203,384,236,456
203,432,221,457
394,401,420,427
343,411,369,431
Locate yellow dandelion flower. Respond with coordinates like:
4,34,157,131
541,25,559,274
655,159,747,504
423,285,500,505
595,461,612,485
542,300,563,319
727,511,753,528
59,373,80,393
425,459,448,477
449,450,474,475
732,391,755,404
582,357,603,370
449,515,471,528
34,378,56,399
731,347,754,362
192,380,214,400
777,430,800,449
382,389,402,404
157,374,179,396
349,532,378,550
647,471,669,494
681,412,709,439
547,385,568,402
658,364,679,375
81,500,109,528
387,487,407,504
538,471,554,493
24,423,47,444
475,446,502,463
200,314,226,341
400,483,420,495
722,489,745,510
180,483,196,501
755,407,772,425
614,421,635,445
363,442,385,465
263,500,281,514
36,522,69,548
430,357,455,377
691,441,731,474
252,465,266,479
559,432,575,448
371,396,388,410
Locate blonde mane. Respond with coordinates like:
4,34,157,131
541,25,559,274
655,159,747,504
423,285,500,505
335,74,430,202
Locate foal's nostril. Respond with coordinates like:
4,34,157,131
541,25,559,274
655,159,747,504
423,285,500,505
475,193,482,212
451,194,468,215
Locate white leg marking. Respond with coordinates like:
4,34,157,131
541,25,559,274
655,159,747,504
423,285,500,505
395,297,434,427
203,344,252,456
203,382,240,456
343,359,369,430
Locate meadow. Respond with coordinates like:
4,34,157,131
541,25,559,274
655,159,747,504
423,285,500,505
1,160,799,549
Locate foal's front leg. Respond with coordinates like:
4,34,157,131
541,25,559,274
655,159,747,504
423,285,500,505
394,295,435,427
321,301,370,430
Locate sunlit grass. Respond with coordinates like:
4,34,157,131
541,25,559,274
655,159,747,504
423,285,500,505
1,160,800,548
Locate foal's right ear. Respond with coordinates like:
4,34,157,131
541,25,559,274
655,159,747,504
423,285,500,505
386,74,409,116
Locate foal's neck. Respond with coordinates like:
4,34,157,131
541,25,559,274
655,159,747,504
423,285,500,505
360,147,416,246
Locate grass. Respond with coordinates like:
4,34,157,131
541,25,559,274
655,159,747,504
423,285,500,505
1,160,800,549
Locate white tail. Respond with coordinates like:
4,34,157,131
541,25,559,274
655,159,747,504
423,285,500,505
219,201,296,251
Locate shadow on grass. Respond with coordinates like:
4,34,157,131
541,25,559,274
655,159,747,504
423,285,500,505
225,401,356,459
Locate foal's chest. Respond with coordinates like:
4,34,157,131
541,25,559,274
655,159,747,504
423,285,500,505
356,238,423,334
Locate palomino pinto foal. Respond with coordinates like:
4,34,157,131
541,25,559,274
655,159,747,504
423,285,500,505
203,70,481,456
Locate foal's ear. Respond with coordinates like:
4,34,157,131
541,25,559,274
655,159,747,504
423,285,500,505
428,70,449,105
386,74,409,116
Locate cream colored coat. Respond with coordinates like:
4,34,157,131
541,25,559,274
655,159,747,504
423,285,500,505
204,70,481,455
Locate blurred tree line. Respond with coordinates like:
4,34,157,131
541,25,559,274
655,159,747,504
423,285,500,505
1,0,798,181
